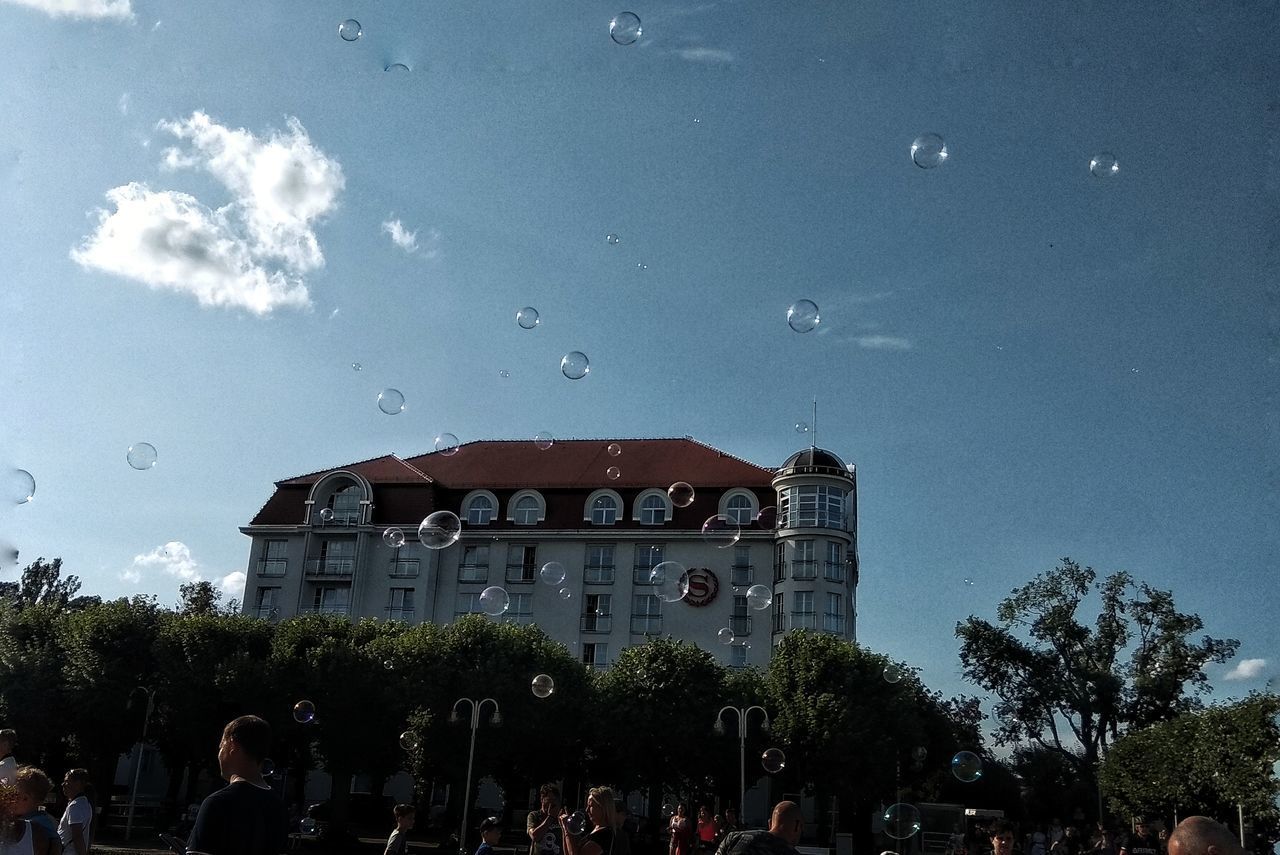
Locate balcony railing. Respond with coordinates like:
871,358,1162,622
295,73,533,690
630,616,662,635
458,564,489,582
505,564,537,584
791,560,818,580
389,559,420,578
791,612,817,629
823,614,845,633
632,565,661,585
254,606,280,620
729,615,752,636
306,604,352,616
502,614,536,626
584,565,615,584
385,607,416,621
824,562,846,583
256,559,288,577
304,559,355,578
313,511,361,526
731,564,753,586
580,614,613,633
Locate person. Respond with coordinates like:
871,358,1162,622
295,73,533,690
562,787,617,855
1166,817,1245,855
612,796,633,855
697,807,717,852
56,769,92,855
385,804,417,855
669,804,695,855
475,816,502,855
1120,821,1160,855
718,808,739,843
1030,826,1048,855
184,715,288,855
0,731,17,787
1050,821,1065,847
528,784,564,855
990,820,1017,855
12,767,60,855
945,823,966,855
713,800,804,855
1052,827,1082,855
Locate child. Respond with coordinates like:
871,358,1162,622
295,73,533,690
385,804,417,855
475,816,502,855
14,766,58,840
7,767,59,854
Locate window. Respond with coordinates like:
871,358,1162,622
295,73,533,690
824,592,844,633
504,593,534,626
778,485,847,530
774,543,786,582
792,591,816,629
311,539,355,577
731,545,752,587
257,539,288,576
633,545,664,584
730,595,751,636
631,594,661,635
329,485,362,524
387,588,414,621
506,545,537,583
730,643,748,668
725,493,754,525
639,493,667,525
793,540,817,579
591,495,618,525
389,556,419,578
772,592,785,633
511,493,543,525
585,544,615,584
456,592,483,616
582,643,608,669
313,586,350,615
255,587,280,619
825,542,845,583
459,545,489,582
467,494,495,525
582,594,612,632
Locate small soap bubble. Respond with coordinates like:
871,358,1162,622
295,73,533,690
701,514,741,548
636,262,648,271
1089,152,1119,178
435,433,460,456
418,511,462,549
609,12,642,45
127,442,158,470
883,804,922,839
262,758,276,776
383,659,395,671
668,481,695,508
540,561,567,586
606,233,620,245
352,362,362,371
480,585,510,616
558,586,572,600
795,422,809,433
912,746,928,762
400,730,420,751
531,673,555,699
517,307,540,329
318,507,334,524
787,300,820,333
301,818,319,835
911,133,948,169
561,351,590,380
607,442,622,457
755,506,778,529
385,63,411,73
761,748,786,774
4,469,35,505
962,577,974,586
566,810,589,836
650,561,689,603
662,804,675,818
338,19,362,41
746,584,773,611
383,527,405,548
378,388,405,415
606,466,621,481
293,700,316,724
534,432,555,451
883,664,903,684
717,627,735,645
499,369,510,378
951,750,984,782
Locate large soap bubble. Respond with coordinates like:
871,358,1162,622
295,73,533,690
418,511,462,549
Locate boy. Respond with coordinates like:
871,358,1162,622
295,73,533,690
385,804,417,855
185,716,288,855
476,817,502,855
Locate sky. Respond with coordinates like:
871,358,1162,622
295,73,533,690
0,0,1275,715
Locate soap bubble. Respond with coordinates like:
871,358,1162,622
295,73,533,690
517,307,540,329
378,389,405,414
499,369,510,378
761,748,786,774
293,700,316,724
480,585,510,616
262,758,276,776
910,133,948,169
534,432,555,450
561,351,590,380
418,511,462,549
606,466,621,480
755,506,778,529
609,12,642,45
127,442,158,470
338,19,362,41
383,659,395,670
558,587,572,600
4,469,35,505
399,730,420,751
883,803,922,839
607,442,622,457
540,561,567,586
668,482,695,507
566,810,589,836
951,751,984,782
301,818,319,835
435,433,460,456
746,584,773,610
650,561,689,603
963,577,975,586
912,746,928,762
787,300,820,333
352,362,362,371
883,664,903,684
385,63,411,73
1089,152,1119,178
717,627,735,645
701,514,741,548
531,673,555,699
662,804,675,818
383,527,406,548
606,233,620,245
795,422,809,433
318,508,334,524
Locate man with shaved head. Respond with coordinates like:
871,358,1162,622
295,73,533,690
1167,817,1244,855
713,801,803,855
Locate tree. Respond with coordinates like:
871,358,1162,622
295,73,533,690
955,559,1238,782
0,558,99,611
176,580,237,616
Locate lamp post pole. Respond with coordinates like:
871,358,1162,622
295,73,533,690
125,686,157,840
714,705,769,816
452,697,501,855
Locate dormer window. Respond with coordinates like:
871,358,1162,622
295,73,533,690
640,494,666,525
514,495,539,525
592,495,618,525
467,495,494,525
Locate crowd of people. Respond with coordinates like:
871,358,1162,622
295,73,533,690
0,728,94,855
949,819,1249,855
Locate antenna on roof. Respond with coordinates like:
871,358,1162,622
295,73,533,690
812,397,818,451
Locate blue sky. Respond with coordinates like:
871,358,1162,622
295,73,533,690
0,0,1275,712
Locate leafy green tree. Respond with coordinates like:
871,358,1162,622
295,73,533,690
0,601,71,770
0,557,99,611
176,580,238,616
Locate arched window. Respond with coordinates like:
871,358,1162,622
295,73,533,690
591,495,618,525
329,485,362,524
725,493,754,525
467,495,494,525
640,494,667,525
513,495,540,525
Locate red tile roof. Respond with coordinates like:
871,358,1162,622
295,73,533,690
278,454,434,486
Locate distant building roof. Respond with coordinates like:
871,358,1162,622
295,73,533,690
778,447,849,472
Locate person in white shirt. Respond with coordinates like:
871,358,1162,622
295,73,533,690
0,730,18,787
56,769,92,855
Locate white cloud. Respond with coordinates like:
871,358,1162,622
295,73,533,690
381,218,418,253
676,47,735,64
123,541,201,584
218,571,246,600
0,0,133,21
72,111,343,315
855,335,914,351
1224,658,1267,681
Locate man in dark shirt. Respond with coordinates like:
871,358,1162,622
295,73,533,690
714,801,803,855
1120,821,1161,855
186,715,289,855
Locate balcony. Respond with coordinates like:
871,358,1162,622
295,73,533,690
824,562,846,583
630,617,661,636
505,564,537,584
254,606,280,620
389,559,420,578
256,559,288,577
385,607,416,622
580,614,613,633
731,564,753,586
791,612,817,630
305,604,351,616
458,564,489,583
632,565,660,585
729,615,752,636
313,510,361,526
823,613,845,633
584,565,615,584
791,560,818,580
304,558,354,579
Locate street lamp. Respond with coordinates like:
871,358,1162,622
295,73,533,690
126,686,157,840
451,697,501,855
714,705,769,816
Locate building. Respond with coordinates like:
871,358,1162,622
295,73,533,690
240,437,859,667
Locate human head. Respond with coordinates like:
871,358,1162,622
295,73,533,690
990,820,1016,855
1065,828,1078,839
676,804,687,817
218,715,272,780
586,787,616,831
480,816,501,842
61,768,90,801
395,804,417,830
0,729,15,757
699,806,710,820
13,767,50,815
1168,817,1246,855
1135,820,1149,836
770,801,803,846
540,784,562,815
